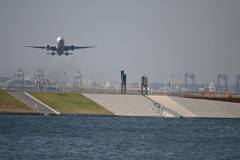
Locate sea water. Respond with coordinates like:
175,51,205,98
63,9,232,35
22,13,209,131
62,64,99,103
0,115,240,160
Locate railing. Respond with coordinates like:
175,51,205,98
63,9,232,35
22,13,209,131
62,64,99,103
144,96,181,118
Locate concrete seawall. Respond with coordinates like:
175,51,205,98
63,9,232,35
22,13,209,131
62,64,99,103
83,94,160,117
148,95,240,118
7,92,240,118
84,94,240,118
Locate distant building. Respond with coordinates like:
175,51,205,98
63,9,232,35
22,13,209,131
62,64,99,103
208,82,216,93
105,81,111,88
35,69,44,83
0,77,11,83
131,82,141,89
73,71,83,90
15,68,24,81
149,82,165,91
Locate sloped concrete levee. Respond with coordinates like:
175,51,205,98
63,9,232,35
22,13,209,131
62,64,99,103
83,94,160,117
9,92,59,114
148,96,196,117
144,96,181,118
148,95,240,118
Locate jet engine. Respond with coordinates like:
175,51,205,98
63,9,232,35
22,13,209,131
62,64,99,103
46,45,50,51
70,45,74,51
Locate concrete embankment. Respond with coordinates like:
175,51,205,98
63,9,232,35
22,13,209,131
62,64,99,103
83,94,160,117
148,95,240,118
5,91,240,118
9,92,59,114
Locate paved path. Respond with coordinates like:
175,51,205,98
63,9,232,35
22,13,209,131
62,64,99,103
83,94,159,117
9,92,59,114
148,95,240,118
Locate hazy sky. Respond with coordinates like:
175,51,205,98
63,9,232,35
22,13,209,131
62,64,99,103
0,0,240,84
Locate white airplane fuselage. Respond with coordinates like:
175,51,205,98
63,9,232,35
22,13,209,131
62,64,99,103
56,36,65,54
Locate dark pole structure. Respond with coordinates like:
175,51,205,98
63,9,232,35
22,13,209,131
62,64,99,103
121,70,124,94
141,76,148,95
123,74,126,94
121,70,127,94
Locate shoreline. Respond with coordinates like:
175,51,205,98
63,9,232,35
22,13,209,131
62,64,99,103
0,112,114,116
1,112,240,119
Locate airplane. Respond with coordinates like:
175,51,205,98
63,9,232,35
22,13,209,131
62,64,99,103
25,36,95,56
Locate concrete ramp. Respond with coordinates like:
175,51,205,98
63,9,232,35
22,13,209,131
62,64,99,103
9,92,59,114
83,94,159,117
148,95,240,118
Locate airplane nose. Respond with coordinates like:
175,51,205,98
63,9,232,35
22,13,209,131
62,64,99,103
56,39,63,45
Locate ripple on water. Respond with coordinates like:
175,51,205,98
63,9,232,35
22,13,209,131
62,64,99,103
0,115,240,160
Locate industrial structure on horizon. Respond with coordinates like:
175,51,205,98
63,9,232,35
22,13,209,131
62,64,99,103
1,68,240,95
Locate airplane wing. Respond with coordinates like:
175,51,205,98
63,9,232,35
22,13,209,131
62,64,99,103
73,46,96,49
64,45,96,51
25,46,46,49
25,45,56,51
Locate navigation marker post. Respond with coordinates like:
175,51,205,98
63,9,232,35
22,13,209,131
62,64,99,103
141,76,148,95
121,70,127,94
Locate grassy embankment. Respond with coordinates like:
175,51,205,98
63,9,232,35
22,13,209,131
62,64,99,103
30,92,113,115
0,89,35,113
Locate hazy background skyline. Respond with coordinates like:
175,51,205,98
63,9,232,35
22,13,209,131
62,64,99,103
0,0,240,84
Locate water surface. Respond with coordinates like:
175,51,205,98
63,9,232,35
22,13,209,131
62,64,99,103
0,115,240,160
